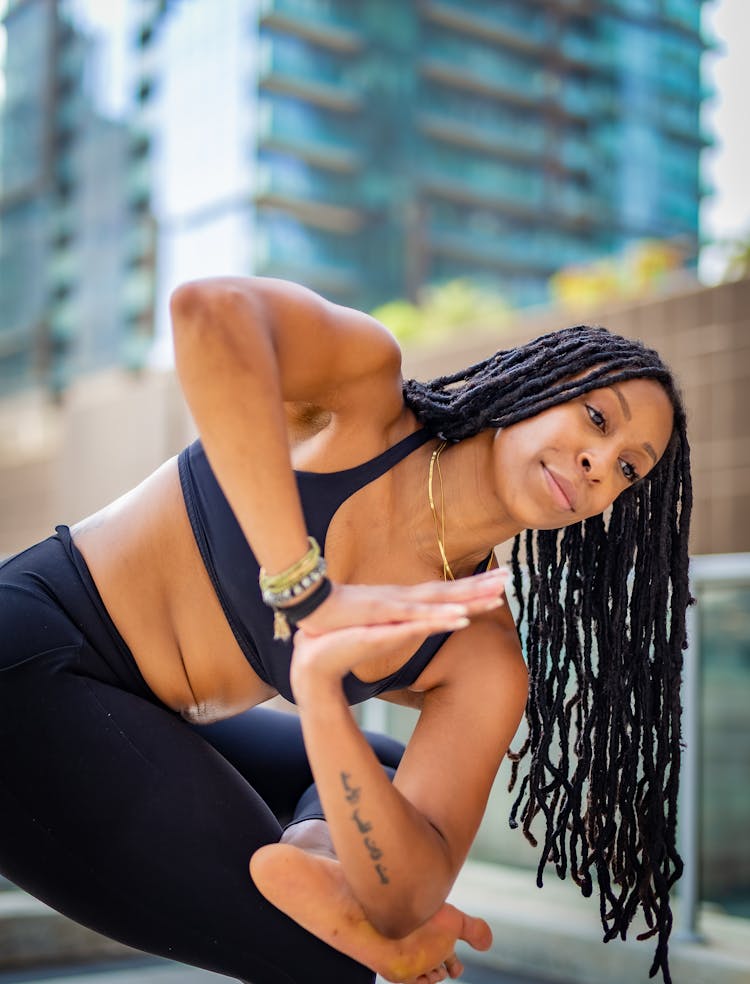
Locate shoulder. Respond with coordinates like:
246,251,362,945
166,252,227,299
172,276,403,417
413,601,527,703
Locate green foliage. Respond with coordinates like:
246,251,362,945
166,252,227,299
549,239,686,312
371,279,511,344
723,232,750,282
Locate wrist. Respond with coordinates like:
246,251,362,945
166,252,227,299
290,652,347,708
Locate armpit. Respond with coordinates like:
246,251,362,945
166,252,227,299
377,688,425,711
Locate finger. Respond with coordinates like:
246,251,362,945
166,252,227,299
399,569,509,602
317,615,472,648
444,953,464,979
354,588,505,624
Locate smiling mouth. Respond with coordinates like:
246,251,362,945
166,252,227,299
542,465,576,512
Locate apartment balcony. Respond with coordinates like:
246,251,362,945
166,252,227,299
419,159,544,220
258,0,365,54
419,44,544,111
417,109,545,164
253,164,365,234
551,183,609,227
558,82,616,120
660,101,713,147
258,38,362,113
558,137,597,178
126,155,151,202
657,64,708,105
426,223,561,277
254,227,361,296
558,33,616,74
419,0,548,56
257,99,362,172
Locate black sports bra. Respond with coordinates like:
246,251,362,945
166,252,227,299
178,428,488,705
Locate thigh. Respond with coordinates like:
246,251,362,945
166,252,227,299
195,705,406,825
0,643,374,984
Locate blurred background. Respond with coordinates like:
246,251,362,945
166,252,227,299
0,1,749,983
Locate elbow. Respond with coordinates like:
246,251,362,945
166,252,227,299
365,900,430,941
170,281,212,332
170,279,262,338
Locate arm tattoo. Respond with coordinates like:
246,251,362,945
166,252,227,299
340,771,390,885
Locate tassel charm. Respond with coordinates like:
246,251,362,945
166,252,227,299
273,609,291,641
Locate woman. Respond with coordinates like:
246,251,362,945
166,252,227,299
0,277,690,984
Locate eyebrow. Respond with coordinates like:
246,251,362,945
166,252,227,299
610,385,657,464
611,384,631,420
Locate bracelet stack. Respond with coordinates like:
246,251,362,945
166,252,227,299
259,537,331,641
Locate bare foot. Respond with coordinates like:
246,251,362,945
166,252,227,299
250,841,491,983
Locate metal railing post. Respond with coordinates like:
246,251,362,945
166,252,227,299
676,591,704,942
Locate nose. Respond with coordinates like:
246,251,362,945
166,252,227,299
578,449,610,483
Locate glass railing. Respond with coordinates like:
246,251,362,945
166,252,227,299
554,182,608,220
258,37,361,106
560,32,616,71
254,160,358,208
660,99,700,139
661,0,702,35
423,39,544,100
423,0,548,48
418,108,546,159
361,552,750,939
256,99,362,168
258,0,364,42
421,152,545,210
427,221,594,271
560,82,616,118
254,220,361,291
560,137,596,174
679,555,750,931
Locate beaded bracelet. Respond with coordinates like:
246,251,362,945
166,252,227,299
267,576,332,641
259,537,329,640
259,537,322,599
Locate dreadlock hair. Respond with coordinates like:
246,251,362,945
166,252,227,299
403,325,692,984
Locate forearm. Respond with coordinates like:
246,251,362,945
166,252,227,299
294,675,454,938
171,282,308,573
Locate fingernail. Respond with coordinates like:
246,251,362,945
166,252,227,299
484,597,504,609
444,604,469,616
450,617,470,629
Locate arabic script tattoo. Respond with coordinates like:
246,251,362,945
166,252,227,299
340,771,390,885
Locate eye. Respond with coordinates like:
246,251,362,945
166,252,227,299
620,460,640,484
586,404,606,431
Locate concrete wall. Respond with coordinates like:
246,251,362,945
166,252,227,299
0,369,196,556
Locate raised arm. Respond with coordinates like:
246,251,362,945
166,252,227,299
170,276,403,575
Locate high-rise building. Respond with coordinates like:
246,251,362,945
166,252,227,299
0,0,154,397
0,0,711,395
251,0,710,309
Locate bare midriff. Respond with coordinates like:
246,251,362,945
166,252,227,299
71,457,277,722
70,411,458,720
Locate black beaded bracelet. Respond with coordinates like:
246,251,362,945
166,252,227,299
283,576,333,625
270,577,333,640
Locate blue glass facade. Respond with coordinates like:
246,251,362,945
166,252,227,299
255,0,710,309
0,0,710,393
0,0,153,397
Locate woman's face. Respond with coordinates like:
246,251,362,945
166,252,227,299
493,377,675,531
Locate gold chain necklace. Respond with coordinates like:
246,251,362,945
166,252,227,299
428,440,455,581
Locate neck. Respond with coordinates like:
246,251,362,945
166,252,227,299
414,431,523,577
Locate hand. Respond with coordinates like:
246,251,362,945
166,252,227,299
290,569,509,693
297,568,509,637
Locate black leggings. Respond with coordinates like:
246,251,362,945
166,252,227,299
0,529,405,984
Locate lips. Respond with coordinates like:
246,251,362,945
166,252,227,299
542,465,577,513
